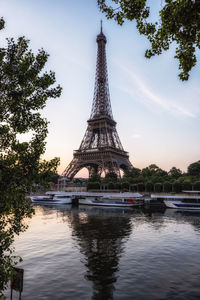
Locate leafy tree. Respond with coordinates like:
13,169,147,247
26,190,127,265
98,0,200,80
87,182,100,190
193,181,200,191
114,182,122,190
168,167,182,179
154,183,162,193
108,182,115,189
181,180,192,191
123,167,141,179
105,172,118,182
173,182,182,193
88,173,101,183
121,181,129,191
145,182,154,192
141,164,157,178
163,182,172,193
137,182,145,192
0,21,61,295
73,178,84,187
187,160,200,177
141,164,167,183
130,184,138,192
0,194,33,296
37,157,60,186
0,36,61,205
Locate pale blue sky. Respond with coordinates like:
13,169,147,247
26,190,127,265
1,0,199,175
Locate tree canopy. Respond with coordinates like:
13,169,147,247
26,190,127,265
168,166,182,179
87,160,200,192
0,18,61,295
187,160,200,177
97,0,200,80
0,31,62,205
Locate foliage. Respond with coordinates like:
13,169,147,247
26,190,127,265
137,182,145,192
114,182,122,190
0,35,61,201
36,157,60,186
108,182,115,190
145,182,154,192
86,161,200,192
168,167,182,179
163,182,172,193
124,167,141,179
121,181,129,191
88,174,101,183
0,196,34,296
0,20,61,296
97,0,200,80
141,164,168,183
130,184,137,192
154,183,162,193
193,181,200,191
181,181,192,191
105,172,118,182
73,178,84,187
187,160,200,177
173,182,182,193
87,182,100,190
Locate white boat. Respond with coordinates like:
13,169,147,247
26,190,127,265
151,191,200,210
78,193,144,207
30,192,72,204
30,191,144,207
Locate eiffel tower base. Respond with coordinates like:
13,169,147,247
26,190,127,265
63,148,132,180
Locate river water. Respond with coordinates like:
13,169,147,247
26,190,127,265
5,205,200,299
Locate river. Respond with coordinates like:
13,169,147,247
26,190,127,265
5,205,200,299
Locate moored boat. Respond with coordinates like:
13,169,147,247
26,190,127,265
78,193,144,207
29,192,72,204
29,191,144,207
151,191,200,210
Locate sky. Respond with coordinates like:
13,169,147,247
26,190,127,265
1,0,199,176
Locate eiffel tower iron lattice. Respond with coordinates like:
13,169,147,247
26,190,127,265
62,25,133,179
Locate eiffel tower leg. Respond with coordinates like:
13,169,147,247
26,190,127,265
62,158,82,179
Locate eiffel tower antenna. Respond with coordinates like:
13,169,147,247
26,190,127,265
100,20,103,33
62,26,133,180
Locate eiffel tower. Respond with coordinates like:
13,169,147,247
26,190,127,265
62,23,132,179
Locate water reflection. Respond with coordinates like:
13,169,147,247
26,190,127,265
0,197,33,297
164,208,200,231
67,206,133,300
35,205,200,299
4,204,200,300
141,207,200,232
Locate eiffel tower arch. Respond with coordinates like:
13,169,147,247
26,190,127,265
62,24,133,180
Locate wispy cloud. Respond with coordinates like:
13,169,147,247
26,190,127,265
115,62,196,118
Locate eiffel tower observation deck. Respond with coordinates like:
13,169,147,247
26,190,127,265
62,23,133,180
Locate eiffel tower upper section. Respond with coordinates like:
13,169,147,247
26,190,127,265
79,23,123,151
90,22,113,121
62,24,132,179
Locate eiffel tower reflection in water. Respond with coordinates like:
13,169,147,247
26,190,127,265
67,206,133,300
6,206,200,299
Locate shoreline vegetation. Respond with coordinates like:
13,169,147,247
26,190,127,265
86,161,200,193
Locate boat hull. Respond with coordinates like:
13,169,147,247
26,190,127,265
30,196,72,204
79,198,142,207
164,200,200,210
